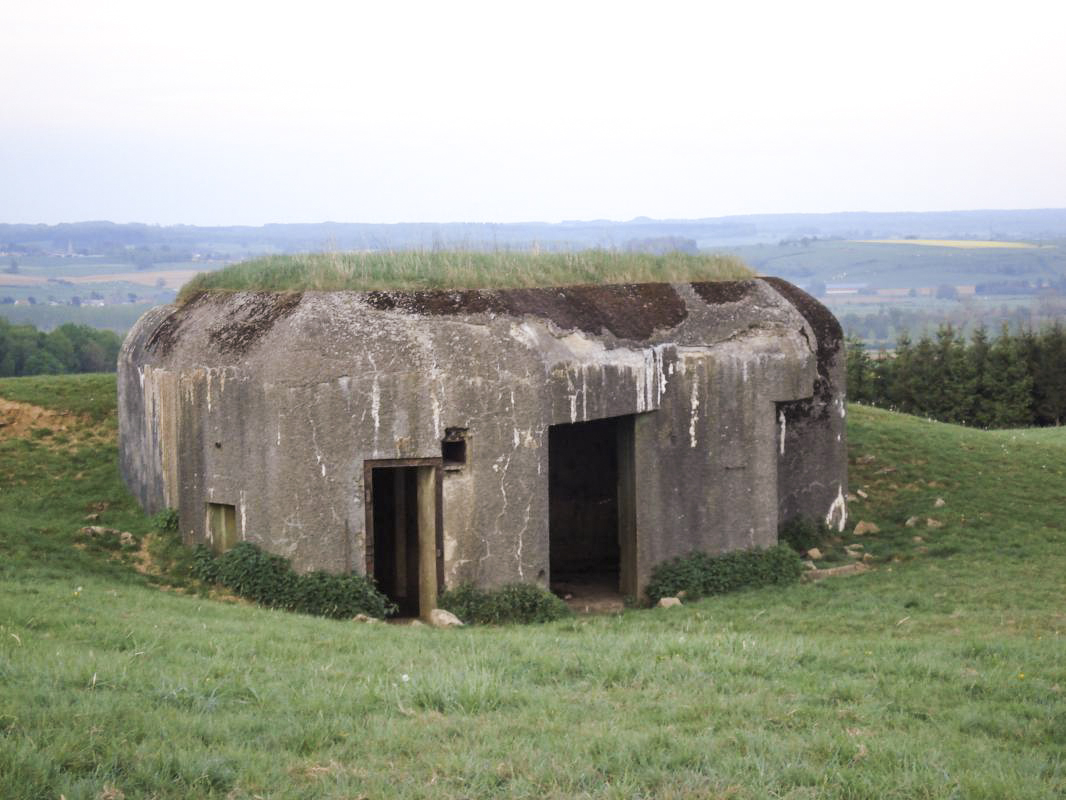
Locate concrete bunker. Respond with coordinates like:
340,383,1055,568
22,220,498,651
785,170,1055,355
118,278,847,619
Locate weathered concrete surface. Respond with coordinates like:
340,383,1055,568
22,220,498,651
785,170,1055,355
118,279,847,598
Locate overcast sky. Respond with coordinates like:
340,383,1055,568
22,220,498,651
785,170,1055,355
3,0,1065,225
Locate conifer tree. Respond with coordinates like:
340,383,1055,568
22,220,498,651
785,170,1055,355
910,332,939,417
968,325,995,428
871,346,893,407
931,325,975,424
1033,323,1066,425
986,325,1033,428
1016,328,1042,424
845,336,874,403
888,332,916,413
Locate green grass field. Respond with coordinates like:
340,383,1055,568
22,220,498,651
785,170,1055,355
177,250,752,300
1,376,1064,799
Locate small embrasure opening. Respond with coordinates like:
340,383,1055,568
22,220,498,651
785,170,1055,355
441,427,468,469
206,502,238,554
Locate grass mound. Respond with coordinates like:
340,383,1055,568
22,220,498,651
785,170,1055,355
177,249,752,301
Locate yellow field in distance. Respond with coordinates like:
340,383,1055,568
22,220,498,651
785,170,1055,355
855,239,1044,249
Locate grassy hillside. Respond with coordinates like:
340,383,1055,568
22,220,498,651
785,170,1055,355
1,376,1064,799
177,250,753,301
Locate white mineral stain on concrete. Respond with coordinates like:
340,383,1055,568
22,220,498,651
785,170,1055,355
689,379,700,448
779,409,787,455
581,368,588,421
308,410,327,478
826,485,847,532
431,394,442,440
515,496,532,579
370,377,380,432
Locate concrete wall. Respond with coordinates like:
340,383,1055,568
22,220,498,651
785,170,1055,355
118,279,847,597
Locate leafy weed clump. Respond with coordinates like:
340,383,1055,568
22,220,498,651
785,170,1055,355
192,542,396,619
645,544,803,603
438,582,572,625
778,514,831,554
151,507,180,534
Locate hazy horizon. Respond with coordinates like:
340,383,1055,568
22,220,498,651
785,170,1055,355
4,1,1065,227
7,207,1066,230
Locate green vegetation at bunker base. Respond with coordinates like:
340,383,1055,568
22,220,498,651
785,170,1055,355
177,250,753,300
0,375,1064,799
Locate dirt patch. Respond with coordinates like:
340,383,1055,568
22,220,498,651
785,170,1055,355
363,283,687,341
552,575,626,614
129,532,161,576
0,398,77,440
803,562,871,581
691,280,757,305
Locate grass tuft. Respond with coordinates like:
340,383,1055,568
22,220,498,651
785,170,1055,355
177,249,753,302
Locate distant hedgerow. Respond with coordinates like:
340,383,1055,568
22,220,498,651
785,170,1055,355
192,542,396,619
438,582,572,625
645,544,803,604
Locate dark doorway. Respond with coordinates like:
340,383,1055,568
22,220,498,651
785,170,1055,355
549,415,636,607
365,462,441,619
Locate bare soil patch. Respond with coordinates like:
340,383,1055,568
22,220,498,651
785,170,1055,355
553,575,626,614
0,397,78,439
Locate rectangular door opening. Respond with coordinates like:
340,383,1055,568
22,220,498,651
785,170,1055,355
365,461,442,619
206,502,238,554
549,415,636,610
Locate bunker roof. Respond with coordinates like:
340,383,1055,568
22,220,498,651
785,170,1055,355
177,250,753,302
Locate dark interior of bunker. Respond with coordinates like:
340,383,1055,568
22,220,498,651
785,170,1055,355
370,466,422,617
549,416,635,604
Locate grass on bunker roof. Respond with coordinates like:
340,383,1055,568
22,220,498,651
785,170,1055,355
1,375,1065,799
177,249,754,301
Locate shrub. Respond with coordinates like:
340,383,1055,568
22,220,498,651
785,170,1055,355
778,515,831,554
191,545,220,585
192,542,396,619
438,582,572,625
645,544,803,604
151,507,180,534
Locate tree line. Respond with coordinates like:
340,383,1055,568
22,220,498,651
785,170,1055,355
847,324,1066,428
0,317,122,376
